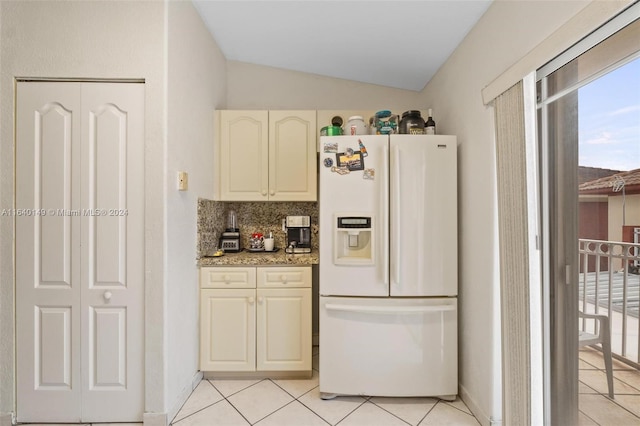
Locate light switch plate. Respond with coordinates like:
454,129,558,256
178,171,188,191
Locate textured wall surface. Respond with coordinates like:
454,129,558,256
0,0,166,416
165,1,228,421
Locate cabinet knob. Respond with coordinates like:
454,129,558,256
103,291,112,301
261,190,267,196
224,275,231,283
270,190,276,196
258,296,264,304
280,275,288,283
248,296,255,305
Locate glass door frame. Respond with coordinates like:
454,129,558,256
535,4,640,423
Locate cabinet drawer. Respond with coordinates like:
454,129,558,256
257,266,311,288
201,267,256,289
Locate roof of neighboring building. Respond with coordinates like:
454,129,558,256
578,166,622,185
579,168,640,195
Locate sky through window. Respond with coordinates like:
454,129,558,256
579,57,640,171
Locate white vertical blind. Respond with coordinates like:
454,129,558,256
494,80,532,425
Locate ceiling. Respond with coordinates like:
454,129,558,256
191,1,493,92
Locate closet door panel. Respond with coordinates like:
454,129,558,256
16,82,83,422
16,81,144,423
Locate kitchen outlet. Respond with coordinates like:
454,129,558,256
178,171,188,191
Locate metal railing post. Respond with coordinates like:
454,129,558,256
578,238,640,368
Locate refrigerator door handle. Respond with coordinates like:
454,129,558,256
325,303,456,315
392,145,401,288
382,144,389,286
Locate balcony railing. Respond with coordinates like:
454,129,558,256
579,239,640,368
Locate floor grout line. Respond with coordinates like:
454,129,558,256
334,398,369,426
579,407,602,426
579,351,640,424
364,399,415,426
168,376,485,426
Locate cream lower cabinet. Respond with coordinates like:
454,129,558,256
200,266,312,373
200,288,257,372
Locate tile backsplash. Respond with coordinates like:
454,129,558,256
197,198,319,258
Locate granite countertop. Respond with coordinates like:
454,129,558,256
198,248,319,267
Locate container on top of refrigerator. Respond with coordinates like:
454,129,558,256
374,110,397,134
321,125,343,136
399,110,425,134
424,109,436,135
345,116,367,135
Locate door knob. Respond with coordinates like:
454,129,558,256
103,291,112,301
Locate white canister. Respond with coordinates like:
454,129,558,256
346,116,367,135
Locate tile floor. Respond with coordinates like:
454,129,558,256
171,346,480,426
579,346,640,425
24,346,639,425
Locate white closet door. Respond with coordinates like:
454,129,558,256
16,82,83,422
16,82,144,422
79,82,144,422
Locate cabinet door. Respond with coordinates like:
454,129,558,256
220,110,269,201
256,288,312,371
200,289,256,371
268,111,317,201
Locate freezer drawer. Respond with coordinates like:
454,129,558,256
319,296,457,398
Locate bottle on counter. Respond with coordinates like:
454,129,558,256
424,108,436,135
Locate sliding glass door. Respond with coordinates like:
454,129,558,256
537,10,640,424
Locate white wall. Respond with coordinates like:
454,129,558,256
0,0,167,418
1,0,229,421
419,1,627,424
165,1,227,420
227,60,423,110
609,194,640,241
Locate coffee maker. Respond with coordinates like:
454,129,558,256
284,215,312,254
219,210,241,252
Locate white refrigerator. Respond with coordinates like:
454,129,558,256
319,134,458,399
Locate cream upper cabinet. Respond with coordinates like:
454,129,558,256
267,111,317,201
219,110,269,201
217,110,317,201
